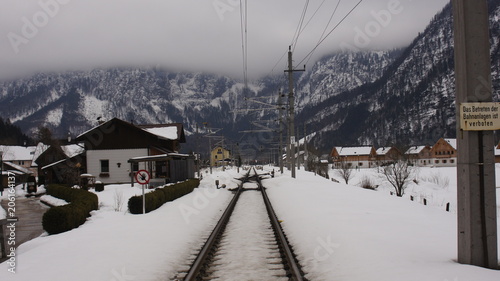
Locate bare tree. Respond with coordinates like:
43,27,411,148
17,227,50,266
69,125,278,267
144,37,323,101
335,158,353,184
381,159,413,197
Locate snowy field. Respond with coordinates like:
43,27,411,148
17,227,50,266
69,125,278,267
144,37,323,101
0,166,499,280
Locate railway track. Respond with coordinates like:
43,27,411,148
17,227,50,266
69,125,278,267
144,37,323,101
173,168,306,281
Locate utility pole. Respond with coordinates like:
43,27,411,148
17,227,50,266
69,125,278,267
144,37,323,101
452,0,498,269
296,126,300,171
304,123,308,171
195,123,200,179
278,90,284,174
284,46,305,178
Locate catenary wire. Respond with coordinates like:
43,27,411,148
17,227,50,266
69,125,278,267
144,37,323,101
296,0,364,69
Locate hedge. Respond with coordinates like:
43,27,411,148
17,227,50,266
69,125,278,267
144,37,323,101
128,179,200,214
42,185,99,235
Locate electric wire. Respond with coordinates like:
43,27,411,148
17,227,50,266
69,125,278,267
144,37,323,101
296,0,364,68
293,0,328,52
307,0,342,66
290,0,309,52
239,0,248,96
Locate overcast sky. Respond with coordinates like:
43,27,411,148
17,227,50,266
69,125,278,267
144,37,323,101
0,0,449,81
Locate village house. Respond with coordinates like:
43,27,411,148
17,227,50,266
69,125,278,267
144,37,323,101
375,146,403,165
405,145,433,166
36,143,86,184
76,118,193,185
211,146,231,167
429,138,457,167
330,146,377,169
0,145,40,176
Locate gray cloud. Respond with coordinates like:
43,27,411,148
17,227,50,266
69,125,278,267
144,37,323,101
0,0,448,81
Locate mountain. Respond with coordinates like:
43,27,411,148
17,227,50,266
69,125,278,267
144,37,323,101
0,52,398,154
299,0,500,151
1,1,500,157
0,69,244,135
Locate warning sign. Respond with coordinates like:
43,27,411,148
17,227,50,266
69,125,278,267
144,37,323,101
460,102,500,131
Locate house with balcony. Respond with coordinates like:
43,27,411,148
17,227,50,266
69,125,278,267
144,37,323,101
429,138,457,167
330,146,377,169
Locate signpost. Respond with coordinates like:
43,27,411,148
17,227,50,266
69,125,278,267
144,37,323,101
460,102,500,131
453,0,498,269
135,170,150,214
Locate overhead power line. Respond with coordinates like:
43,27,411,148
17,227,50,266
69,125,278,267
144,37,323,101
239,0,248,94
296,0,364,68
290,0,309,52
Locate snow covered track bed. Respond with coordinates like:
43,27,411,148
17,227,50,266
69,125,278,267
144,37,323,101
175,168,306,281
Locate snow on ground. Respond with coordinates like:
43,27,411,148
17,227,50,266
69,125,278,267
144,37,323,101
39,195,68,207
0,169,239,280
266,167,500,281
0,166,499,280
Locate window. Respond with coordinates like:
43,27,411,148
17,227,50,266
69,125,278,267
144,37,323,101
435,160,439,164
443,160,447,164
450,159,455,164
132,162,139,172
100,160,109,173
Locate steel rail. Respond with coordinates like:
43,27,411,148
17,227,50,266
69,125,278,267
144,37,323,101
182,171,249,281
256,168,304,281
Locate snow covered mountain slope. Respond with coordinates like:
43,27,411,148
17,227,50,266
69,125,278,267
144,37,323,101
300,0,500,151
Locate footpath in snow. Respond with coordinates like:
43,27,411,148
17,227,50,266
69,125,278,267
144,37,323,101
0,166,499,280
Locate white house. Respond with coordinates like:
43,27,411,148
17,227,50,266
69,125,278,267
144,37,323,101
75,118,188,184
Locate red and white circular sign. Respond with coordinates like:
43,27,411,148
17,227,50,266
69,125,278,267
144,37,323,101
135,170,151,185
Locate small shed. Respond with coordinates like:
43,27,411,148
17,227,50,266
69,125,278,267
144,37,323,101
128,153,195,187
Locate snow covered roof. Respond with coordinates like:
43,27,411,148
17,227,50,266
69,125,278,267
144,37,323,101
41,158,68,170
128,153,192,162
76,118,186,143
337,146,374,156
405,146,429,155
61,144,85,158
376,147,391,155
0,145,37,161
31,142,50,163
444,138,457,150
3,161,33,174
142,126,179,140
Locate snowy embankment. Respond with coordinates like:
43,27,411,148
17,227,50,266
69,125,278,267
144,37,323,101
0,169,239,280
266,168,500,281
0,166,499,281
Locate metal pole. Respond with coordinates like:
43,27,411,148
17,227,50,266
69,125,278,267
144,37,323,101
452,0,498,269
278,90,284,174
142,184,145,214
284,46,305,178
304,123,308,171
287,47,296,178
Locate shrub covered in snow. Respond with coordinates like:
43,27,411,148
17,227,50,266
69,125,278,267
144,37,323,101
128,179,200,214
42,184,99,234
